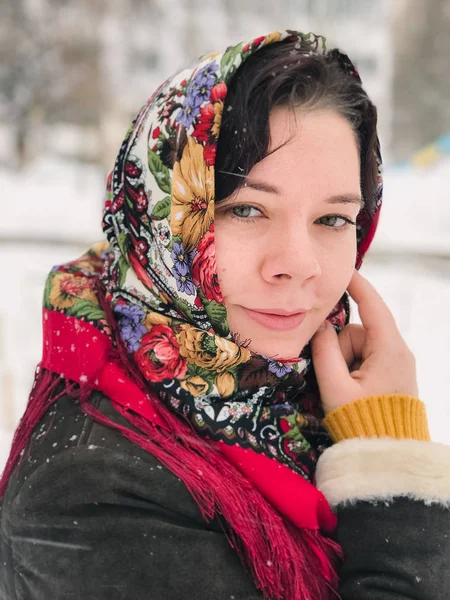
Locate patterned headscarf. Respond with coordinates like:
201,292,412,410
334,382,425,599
97,30,382,479
2,30,382,600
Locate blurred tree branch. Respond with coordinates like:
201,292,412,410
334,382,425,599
0,0,106,168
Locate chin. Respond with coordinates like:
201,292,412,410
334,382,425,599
228,307,321,360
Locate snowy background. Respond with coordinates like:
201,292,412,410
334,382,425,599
1,0,450,468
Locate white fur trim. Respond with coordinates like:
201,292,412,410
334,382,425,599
316,437,450,508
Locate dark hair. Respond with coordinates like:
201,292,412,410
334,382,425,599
215,35,379,214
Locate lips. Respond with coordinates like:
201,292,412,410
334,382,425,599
242,307,308,332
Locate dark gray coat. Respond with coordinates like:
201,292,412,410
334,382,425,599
1,391,449,599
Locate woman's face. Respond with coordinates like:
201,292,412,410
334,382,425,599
214,107,362,360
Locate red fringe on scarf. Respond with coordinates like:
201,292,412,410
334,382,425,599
1,365,342,600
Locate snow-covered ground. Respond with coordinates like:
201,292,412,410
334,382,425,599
372,159,450,256
357,256,450,445
1,156,450,470
1,156,104,244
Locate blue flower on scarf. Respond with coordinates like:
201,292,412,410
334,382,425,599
189,62,218,105
267,360,293,377
177,62,218,128
176,96,201,129
173,262,195,296
114,304,147,352
170,241,194,275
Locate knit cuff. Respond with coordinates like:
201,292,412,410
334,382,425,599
323,394,430,443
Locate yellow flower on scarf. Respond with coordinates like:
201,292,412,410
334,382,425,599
215,372,235,397
90,240,110,256
212,101,223,139
177,325,250,373
170,138,214,252
295,413,309,429
264,31,282,45
201,51,220,61
180,375,209,397
144,312,172,329
49,273,98,309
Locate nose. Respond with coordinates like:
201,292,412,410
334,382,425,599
260,222,322,284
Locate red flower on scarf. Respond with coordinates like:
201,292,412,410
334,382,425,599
203,143,216,166
191,227,223,302
193,86,225,138
136,325,187,382
192,104,214,143
210,82,227,103
192,107,217,165
192,83,226,163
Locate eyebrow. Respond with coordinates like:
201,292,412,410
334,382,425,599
244,179,365,209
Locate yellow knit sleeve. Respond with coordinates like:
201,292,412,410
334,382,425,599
323,394,430,443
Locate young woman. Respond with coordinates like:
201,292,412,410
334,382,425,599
1,30,449,600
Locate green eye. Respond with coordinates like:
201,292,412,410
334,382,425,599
232,205,260,219
319,215,355,229
322,216,346,227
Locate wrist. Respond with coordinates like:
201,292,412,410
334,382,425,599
323,394,430,443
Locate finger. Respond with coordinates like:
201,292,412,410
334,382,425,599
311,321,351,398
347,270,399,338
338,324,366,367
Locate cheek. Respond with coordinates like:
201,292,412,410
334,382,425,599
318,238,356,303
214,219,262,296
216,249,253,296
215,235,245,296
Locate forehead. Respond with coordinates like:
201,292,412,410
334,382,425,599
249,107,361,198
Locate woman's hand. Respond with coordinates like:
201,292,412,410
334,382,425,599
311,270,419,414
